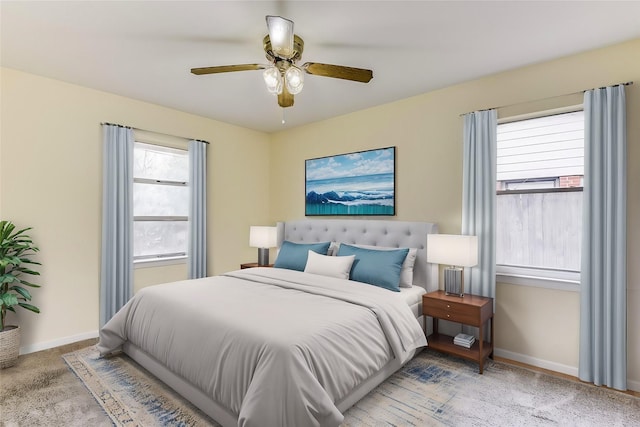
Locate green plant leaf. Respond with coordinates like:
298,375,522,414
16,279,40,288
0,221,15,238
10,285,32,301
0,256,22,267
13,267,40,276
10,226,33,238
0,274,17,284
1,293,18,307
18,302,39,313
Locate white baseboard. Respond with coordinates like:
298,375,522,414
495,347,639,392
19,330,99,355
494,347,579,377
626,379,640,393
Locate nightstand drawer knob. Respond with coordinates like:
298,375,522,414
447,304,451,308
447,314,450,318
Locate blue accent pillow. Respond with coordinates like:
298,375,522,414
274,241,331,271
336,244,409,292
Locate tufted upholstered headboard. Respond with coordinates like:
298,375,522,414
276,219,439,292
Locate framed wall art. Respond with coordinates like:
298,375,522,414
305,146,396,216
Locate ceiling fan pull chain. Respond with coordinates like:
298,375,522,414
282,108,286,125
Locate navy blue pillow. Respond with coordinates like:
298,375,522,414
274,241,331,271
336,244,409,292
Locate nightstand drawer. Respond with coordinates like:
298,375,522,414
424,298,479,325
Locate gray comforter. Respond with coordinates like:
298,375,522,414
98,268,427,427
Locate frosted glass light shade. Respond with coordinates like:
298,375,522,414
285,66,304,94
266,15,294,58
263,67,283,94
249,226,277,249
427,234,478,267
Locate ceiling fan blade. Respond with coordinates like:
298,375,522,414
278,86,294,108
191,64,264,75
303,62,373,83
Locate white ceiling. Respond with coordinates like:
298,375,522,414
2,1,640,133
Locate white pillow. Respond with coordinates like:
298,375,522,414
304,250,355,280
338,243,417,288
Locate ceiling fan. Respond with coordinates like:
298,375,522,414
191,16,373,108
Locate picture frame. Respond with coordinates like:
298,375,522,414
305,146,396,216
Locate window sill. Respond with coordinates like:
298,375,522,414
134,256,187,269
496,273,579,292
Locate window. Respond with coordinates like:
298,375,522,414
133,142,189,263
496,110,584,288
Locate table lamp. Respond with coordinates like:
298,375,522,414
249,226,277,266
427,234,478,297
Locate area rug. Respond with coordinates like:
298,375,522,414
63,346,640,426
63,346,214,426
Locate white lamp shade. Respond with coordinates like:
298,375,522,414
263,66,283,94
285,66,304,94
249,226,277,248
266,15,294,58
427,234,478,267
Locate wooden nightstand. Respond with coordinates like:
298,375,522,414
240,263,274,269
422,290,494,374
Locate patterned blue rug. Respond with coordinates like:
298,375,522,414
63,346,639,426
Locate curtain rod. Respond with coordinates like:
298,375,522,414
100,122,209,144
460,81,633,117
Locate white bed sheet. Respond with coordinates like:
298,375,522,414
399,285,426,319
399,285,427,306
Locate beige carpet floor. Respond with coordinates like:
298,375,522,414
0,339,112,427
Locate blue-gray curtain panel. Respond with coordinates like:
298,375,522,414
579,85,627,390
100,124,133,327
188,140,207,279
461,110,497,300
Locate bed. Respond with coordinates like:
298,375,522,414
98,219,439,427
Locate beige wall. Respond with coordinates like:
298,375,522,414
0,68,271,351
133,264,188,294
269,39,640,388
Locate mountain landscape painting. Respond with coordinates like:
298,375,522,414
305,147,395,216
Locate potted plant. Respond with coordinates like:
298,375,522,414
0,220,41,368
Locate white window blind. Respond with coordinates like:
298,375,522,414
133,142,189,262
497,111,584,184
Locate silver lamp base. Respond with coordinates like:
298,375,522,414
444,266,464,297
257,248,270,266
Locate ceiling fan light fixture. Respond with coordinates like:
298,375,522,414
192,16,374,112
263,66,283,94
266,15,294,58
285,66,304,95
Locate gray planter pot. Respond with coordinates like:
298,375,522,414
0,325,20,368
